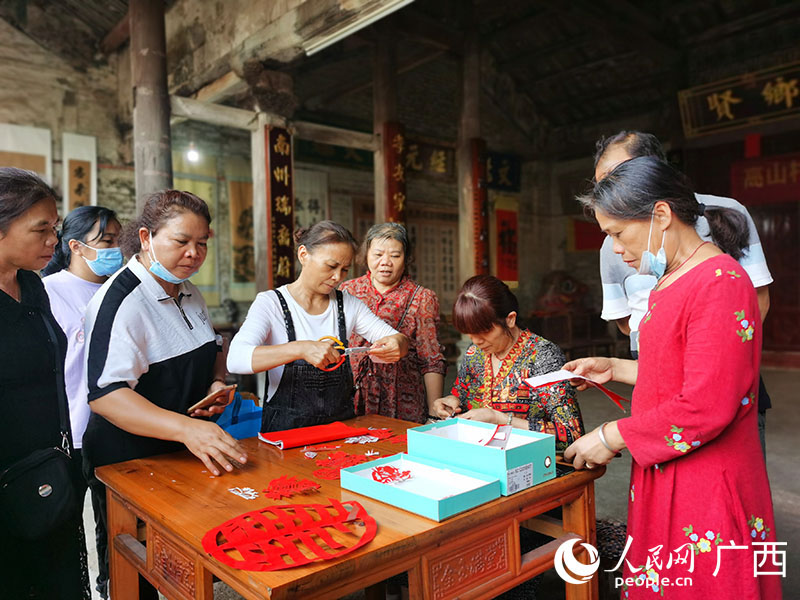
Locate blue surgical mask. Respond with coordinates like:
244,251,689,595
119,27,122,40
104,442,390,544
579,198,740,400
79,241,123,277
639,211,667,279
147,232,195,284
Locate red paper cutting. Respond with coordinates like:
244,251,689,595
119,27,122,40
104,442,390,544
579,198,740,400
313,467,342,480
202,498,376,571
368,428,394,440
371,465,412,484
388,434,407,444
312,451,369,480
263,475,321,500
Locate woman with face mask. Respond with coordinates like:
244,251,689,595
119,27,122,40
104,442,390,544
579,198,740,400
82,190,246,599
339,222,446,424
227,220,409,432
430,275,584,453
564,157,779,598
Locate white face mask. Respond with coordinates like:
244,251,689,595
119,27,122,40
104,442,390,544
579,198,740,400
639,211,667,279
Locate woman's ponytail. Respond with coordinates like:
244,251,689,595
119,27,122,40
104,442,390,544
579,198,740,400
704,207,749,261
41,231,70,275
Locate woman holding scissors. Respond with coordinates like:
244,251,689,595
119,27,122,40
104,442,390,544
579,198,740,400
227,221,408,432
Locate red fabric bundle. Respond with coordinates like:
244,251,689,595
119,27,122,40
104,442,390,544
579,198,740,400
257,422,372,450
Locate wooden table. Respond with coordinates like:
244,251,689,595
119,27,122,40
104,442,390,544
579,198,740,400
97,415,604,600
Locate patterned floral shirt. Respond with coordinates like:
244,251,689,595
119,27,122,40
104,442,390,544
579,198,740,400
451,329,584,451
340,274,446,424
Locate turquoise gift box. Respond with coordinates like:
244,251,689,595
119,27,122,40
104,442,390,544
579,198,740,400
407,419,556,495
340,453,501,522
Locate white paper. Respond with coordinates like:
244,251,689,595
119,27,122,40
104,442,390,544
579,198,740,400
525,369,589,389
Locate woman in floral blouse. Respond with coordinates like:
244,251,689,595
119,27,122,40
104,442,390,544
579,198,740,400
340,223,446,424
432,275,584,452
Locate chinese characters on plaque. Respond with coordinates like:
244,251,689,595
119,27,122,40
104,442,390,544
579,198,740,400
679,62,800,138
730,152,800,205
67,160,91,211
384,123,407,223
268,128,294,286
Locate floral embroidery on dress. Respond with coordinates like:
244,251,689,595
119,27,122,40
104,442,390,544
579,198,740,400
682,524,722,555
665,425,692,453
630,483,635,503
633,565,664,596
741,393,755,407
715,268,741,279
734,310,754,342
748,515,771,540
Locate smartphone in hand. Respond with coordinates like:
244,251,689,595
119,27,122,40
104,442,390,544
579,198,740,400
186,384,237,414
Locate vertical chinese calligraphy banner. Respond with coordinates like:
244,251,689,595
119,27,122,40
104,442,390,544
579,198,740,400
383,122,406,223
493,195,519,286
471,139,489,275
267,127,295,287
62,133,97,212
730,153,800,205
678,61,800,138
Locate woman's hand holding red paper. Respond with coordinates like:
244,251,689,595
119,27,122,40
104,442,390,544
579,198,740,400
563,356,615,391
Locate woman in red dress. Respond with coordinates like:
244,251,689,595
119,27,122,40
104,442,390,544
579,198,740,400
340,222,446,424
565,157,780,598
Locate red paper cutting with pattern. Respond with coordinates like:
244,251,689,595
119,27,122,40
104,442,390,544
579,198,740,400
262,475,321,500
202,499,376,571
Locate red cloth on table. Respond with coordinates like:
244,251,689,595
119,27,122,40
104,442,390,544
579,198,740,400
257,422,371,449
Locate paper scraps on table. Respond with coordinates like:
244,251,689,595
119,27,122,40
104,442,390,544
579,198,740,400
345,435,380,444
371,465,412,484
262,475,321,500
365,450,380,457
304,451,317,459
303,445,341,452
312,451,369,480
366,428,395,440
202,498,376,571
525,369,629,412
388,434,407,444
228,487,259,500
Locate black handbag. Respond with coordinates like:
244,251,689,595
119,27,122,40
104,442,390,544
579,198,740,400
0,314,78,540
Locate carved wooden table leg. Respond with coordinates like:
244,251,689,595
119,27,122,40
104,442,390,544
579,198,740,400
107,490,141,600
563,482,599,600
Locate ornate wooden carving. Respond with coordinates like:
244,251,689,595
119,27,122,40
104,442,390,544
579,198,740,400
429,530,509,599
152,529,195,598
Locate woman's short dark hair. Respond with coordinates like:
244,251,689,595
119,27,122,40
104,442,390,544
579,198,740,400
41,205,119,275
452,275,519,334
593,130,666,168
294,220,357,254
0,167,59,234
578,156,749,260
359,222,414,270
119,189,211,257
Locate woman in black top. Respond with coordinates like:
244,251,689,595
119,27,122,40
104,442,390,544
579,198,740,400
0,168,90,598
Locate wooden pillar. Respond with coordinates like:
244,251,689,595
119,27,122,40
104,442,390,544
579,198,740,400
373,23,398,224
130,0,172,210
457,17,487,282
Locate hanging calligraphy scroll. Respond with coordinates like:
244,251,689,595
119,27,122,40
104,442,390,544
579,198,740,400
730,152,800,205
266,127,295,287
62,133,97,212
678,61,800,138
471,139,489,275
486,152,521,192
384,122,407,223
494,195,518,285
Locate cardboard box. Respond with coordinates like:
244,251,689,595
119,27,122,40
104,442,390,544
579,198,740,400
340,453,501,522
407,419,556,495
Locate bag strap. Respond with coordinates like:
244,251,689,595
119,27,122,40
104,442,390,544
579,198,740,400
397,285,421,331
39,313,73,456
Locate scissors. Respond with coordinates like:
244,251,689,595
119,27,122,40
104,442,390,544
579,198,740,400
318,336,370,371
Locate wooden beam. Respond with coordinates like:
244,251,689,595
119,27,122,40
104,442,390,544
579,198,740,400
393,8,464,50
100,11,130,54
304,48,446,111
688,3,800,43
527,51,638,88
170,95,270,131
193,71,249,104
499,34,595,69
291,121,377,151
